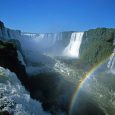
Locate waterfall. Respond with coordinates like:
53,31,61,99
63,32,84,58
107,38,115,74
17,50,26,66
107,48,115,74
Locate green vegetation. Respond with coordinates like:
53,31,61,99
80,28,115,65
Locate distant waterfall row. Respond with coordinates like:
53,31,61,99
21,32,63,49
20,32,84,58
0,21,84,58
0,27,21,40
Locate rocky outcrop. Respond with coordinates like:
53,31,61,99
80,28,115,65
0,40,28,86
0,20,26,65
7,39,27,65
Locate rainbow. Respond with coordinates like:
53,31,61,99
68,60,107,115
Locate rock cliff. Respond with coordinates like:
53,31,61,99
0,40,28,86
79,28,115,65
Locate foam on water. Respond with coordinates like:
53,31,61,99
0,67,50,115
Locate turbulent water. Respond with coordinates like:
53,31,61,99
0,67,50,115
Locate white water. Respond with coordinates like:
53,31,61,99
54,60,81,83
107,48,115,74
17,50,26,66
63,32,84,58
0,67,50,115
107,38,115,74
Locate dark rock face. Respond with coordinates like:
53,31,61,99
7,39,23,53
80,28,115,65
7,39,27,65
0,21,4,29
0,40,28,86
0,111,10,115
28,72,74,114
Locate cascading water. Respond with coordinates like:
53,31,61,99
107,48,115,74
0,67,50,115
63,32,84,58
107,39,115,74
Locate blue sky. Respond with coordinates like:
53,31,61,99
0,0,114,33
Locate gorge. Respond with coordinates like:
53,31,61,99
0,20,115,115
